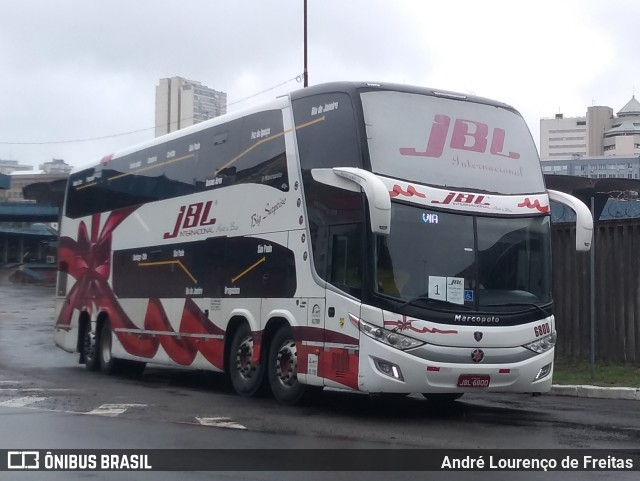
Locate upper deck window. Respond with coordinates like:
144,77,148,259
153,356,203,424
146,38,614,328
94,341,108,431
292,92,362,171
65,110,287,219
361,91,544,195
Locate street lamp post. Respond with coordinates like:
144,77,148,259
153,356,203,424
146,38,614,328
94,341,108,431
303,0,308,87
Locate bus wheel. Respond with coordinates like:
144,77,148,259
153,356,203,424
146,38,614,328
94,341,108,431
268,325,306,405
229,323,265,397
83,326,100,372
98,320,121,375
422,393,464,403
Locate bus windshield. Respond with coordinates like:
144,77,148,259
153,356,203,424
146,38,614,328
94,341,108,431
374,202,552,312
361,90,545,195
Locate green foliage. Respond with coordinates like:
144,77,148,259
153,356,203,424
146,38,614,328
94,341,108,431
553,359,640,387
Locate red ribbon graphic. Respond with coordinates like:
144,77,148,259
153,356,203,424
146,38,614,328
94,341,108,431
384,315,458,334
518,198,549,213
56,207,139,327
389,184,427,198
56,207,225,370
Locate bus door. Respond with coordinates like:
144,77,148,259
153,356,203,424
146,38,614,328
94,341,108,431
321,223,363,391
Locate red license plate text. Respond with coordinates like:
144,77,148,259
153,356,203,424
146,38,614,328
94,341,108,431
457,374,490,388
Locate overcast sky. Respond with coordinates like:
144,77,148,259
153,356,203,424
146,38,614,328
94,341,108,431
1,0,638,169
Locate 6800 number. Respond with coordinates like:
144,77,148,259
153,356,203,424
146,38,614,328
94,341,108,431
534,322,551,338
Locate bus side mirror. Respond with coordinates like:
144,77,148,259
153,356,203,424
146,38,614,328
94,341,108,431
311,167,391,235
548,189,593,251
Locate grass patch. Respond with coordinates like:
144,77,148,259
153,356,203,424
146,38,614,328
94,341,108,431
553,358,640,387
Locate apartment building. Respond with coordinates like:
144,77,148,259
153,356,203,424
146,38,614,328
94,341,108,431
540,96,640,159
155,77,227,137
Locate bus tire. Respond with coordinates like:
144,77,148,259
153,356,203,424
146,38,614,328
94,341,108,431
228,323,266,397
82,326,100,372
268,325,306,405
98,320,122,375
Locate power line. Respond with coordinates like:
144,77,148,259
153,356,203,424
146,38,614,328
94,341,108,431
0,74,303,146
228,74,303,107
0,126,155,146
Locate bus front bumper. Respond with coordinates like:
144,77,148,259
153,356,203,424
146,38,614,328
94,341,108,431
357,335,555,394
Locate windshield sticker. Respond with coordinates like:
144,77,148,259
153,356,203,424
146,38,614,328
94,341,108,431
429,276,465,305
428,276,447,302
446,277,464,305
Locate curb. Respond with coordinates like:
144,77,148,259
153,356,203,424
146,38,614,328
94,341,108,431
550,384,640,401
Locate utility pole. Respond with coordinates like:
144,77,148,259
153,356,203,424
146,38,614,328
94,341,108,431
303,0,308,87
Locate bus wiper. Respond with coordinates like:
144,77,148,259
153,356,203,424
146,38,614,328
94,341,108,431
398,294,472,310
484,302,549,317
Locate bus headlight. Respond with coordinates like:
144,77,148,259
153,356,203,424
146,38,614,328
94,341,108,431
372,357,404,381
353,315,425,351
523,332,557,354
534,362,553,381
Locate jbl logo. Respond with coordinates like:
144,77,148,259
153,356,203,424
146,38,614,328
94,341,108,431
433,192,489,206
400,114,520,160
164,201,217,239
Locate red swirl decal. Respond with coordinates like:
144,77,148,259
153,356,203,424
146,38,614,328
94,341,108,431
389,184,427,198
518,198,549,213
384,315,457,334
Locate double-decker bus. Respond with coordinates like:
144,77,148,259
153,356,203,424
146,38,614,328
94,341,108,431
55,82,592,405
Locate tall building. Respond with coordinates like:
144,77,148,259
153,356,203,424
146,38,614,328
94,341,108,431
540,96,640,159
155,77,227,137
39,158,72,174
603,96,640,156
0,159,34,175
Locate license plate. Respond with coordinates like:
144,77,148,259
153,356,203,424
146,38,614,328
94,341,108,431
457,374,490,388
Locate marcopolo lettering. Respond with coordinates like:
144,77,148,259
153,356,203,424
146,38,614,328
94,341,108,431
454,315,500,324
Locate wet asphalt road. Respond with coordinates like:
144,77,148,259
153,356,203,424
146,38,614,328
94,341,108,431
0,276,639,480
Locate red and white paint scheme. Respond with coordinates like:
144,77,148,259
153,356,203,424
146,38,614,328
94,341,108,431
387,180,550,215
55,82,592,405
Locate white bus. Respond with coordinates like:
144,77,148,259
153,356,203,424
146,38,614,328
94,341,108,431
55,82,592,405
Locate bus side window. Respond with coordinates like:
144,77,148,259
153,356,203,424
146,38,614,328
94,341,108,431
328,223,363,296
195,119,242,191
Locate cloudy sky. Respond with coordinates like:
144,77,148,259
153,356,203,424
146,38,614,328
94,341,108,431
1,0,638,169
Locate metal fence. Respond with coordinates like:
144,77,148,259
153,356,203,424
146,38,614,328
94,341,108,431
552,218,640,363
552,198,640,222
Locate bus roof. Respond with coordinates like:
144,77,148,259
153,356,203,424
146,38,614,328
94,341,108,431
69,95,290,175
289,81,518,113
71,81,520,176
